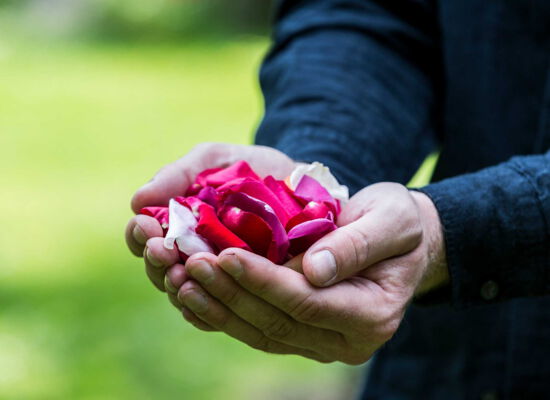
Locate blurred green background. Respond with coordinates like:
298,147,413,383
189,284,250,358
0,1,367,399
0,2,436,398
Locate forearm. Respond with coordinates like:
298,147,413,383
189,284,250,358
417,150,550,307
255,0,441,194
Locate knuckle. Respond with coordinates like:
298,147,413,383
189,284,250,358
261,317,295,341
222,286,242,309
288,294,321,324
250,335,271,353
253,276,274,299
344,225,369,267
215,310,232,330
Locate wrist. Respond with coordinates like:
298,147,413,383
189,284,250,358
410,191,449,296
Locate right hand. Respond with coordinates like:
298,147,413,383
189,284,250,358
124,142,297,300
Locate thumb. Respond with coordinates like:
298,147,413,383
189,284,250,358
131,162,194,213
302,213,421,287
131,143,233,213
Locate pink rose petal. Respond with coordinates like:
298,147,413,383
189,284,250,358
197,186,220,209
294,175,339,213
285,201,332,231
287,217,337,256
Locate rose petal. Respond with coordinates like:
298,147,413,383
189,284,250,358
224,192,289,264
140,206,169,229
195,203,251,252
219,206,273,257
197,186,220,209
263,176,303,218
294,175,339,213
185,183,203,197
194,167,224,187
287,217,337,256
219,178,291,226
198,160,260,188
164,199,213,256
289,162,349,204
286,201,331,231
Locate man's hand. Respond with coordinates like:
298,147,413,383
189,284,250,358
172,183,448,364
124,143,297,294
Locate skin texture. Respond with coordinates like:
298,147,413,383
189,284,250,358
125,143,449,364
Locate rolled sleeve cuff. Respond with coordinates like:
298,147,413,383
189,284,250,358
416,162,548,308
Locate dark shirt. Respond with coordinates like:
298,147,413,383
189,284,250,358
254,1,550,399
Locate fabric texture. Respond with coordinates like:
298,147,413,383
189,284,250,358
255,0,550,398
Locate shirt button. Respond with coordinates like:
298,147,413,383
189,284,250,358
480,280,499,301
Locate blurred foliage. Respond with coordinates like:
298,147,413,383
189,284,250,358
0,0,273,41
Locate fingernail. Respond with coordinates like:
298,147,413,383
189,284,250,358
180,291,208,313
146,248,163,268
133,225,147,245
310,250,337,285
221,253,243,279
189,260,215,285
164,275,177,294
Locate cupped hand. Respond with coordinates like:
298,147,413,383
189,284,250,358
125,143,297,292
172,182,449,364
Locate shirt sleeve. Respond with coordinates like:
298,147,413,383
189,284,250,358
417,150,550,308
254,0,442,195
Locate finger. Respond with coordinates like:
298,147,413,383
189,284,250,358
218,249,381,334
144,237,181,291
303,203,422,287
167,292,182,309
131,162,193,213
125,215,164,257
165,264,189,294
283,254,304,273
145,260,166,292
217,249,333,327
186,255,345,357
181,306,217,332
177,280,330,362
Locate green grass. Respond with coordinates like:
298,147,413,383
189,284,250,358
0,38,363,399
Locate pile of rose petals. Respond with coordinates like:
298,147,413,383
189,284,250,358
140,161,348,264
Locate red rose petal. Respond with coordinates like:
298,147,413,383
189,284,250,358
219,178,291,226
199,161,260,188
195,167,224,187
224,192,289,264
185,183,203,196
263,176,303,218
139,206,169,229
195,203,251,253
219,206,273,257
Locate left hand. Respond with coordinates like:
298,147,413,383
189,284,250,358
168,183,449,364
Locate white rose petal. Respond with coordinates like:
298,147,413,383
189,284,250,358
289,162,349,203
163,199,213,255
